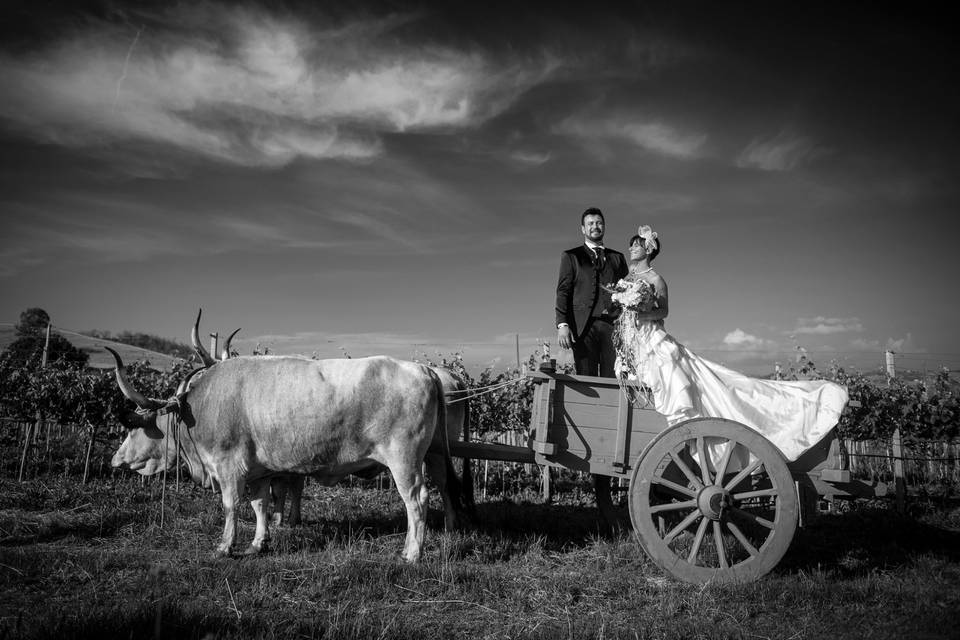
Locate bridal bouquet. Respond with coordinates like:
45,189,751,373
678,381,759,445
604,278,657,313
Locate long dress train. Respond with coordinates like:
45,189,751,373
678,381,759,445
615,312,848,463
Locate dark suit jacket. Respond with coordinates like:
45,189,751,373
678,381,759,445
555,245,629,339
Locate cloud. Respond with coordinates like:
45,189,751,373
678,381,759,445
509,150,552,166
557,116,706,159
736,130,829,171
0,4,551,166
886,332,923,353
794,316,864,335
722,328,774,350
0,247,44,278
850,338,881,351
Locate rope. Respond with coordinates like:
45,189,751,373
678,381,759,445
175,414,181,491
160,413,169,529
847,452,960,463
443,376,526,405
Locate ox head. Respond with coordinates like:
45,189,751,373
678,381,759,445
107,347,202,476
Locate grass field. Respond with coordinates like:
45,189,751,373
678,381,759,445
0,324,181,371
1,476,959,640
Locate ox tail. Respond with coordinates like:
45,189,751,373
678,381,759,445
428,369,471,526
459,381,476,512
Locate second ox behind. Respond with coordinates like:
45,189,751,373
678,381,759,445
108,348,467,562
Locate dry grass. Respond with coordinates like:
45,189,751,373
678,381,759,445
1,477,959,639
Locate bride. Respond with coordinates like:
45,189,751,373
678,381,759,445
611,225,848,462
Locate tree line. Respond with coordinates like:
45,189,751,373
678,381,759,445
1,307,957,478
1,344,957,446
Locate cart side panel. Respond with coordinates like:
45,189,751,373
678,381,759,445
530,372,667,476
788,429,890,501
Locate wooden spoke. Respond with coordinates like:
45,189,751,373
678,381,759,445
725,521,759,558
732,488,779,501
696,436,712,486
663,509,702,544
713,440,735,485
629,419,798,584
723,458,763,492
649,499,698,514
713,521,728,569
652,475,697,498
730,506,775,529
668,450,704,491
687,516,710,565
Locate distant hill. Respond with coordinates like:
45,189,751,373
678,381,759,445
0,323,185,371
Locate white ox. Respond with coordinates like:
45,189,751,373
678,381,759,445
271,365,476,527
108,348,460,562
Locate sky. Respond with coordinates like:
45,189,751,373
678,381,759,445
1,1,958,375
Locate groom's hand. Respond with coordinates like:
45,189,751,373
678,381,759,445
558,325,574,349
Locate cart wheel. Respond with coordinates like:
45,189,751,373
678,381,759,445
629,418,798,584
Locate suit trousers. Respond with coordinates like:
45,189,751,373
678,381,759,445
572,318,616,377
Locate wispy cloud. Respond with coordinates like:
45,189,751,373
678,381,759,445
736,130,828,172
509,150,552,166
794,316,864,335
0,247,44,278
850,338,881,351
557,115,706,159
0,4,551,166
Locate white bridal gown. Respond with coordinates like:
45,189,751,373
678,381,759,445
615,313,848,463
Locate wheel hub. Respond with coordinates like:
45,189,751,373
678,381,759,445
697,485,732,521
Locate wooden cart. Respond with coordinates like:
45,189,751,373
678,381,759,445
449,368,879,585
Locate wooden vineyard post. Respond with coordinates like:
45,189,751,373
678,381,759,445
18,421,34,482
886,350,906,512
891,427,906,513
483,460,489,501
82,422,96,484
19,324,52,482
541,465,552,503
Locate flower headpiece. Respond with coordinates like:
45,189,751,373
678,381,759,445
638,225,658,254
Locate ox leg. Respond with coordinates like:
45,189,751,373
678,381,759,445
288,475,304,526
419,461,431,511
270,477,288,527
245,479,272,555
216,477,244,558
424,453,456,531
387,462,427,563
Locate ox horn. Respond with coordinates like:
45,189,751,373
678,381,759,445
191,308,217,367
220,327,241,360
105,347,162,410
175,366,205,397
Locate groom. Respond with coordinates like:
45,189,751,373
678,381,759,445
555,207,629,531
556,207,629,377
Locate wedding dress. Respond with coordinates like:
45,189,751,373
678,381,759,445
614,295,848,463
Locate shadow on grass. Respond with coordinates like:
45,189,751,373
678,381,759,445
781,504,960,576
260,495,617,561
473,498,614,544
1,600,438,640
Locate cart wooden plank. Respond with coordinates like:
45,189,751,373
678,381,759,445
527,370,668,476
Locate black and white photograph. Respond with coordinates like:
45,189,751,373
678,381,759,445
1,1,958,638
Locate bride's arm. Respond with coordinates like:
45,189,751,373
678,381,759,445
634,275,669,321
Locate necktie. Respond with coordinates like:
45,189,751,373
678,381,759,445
594,247,605,270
